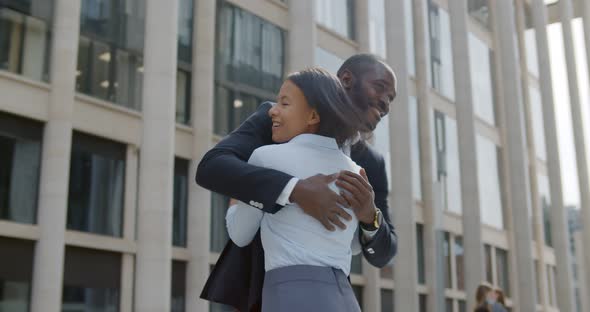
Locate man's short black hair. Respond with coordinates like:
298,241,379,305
336,53,386,78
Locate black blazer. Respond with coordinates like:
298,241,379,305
197,102,398,311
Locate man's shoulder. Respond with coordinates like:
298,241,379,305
351,141,385,164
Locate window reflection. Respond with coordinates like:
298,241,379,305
173,158,188,247
468,0,491,29
0,113,42,225
0,0,53,82
476,135,503,229
76,0,146,110
432,110,462,214
214,1,284,136
62,247,121,312
0,237,34,312
469,33,496,125
67,132,126,237
315,0,354,39
427,1,455,101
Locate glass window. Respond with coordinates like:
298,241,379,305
76,0,146,110
469,33,496,125
533,260,541,304
468,0,491,29
351,254,362,275
0,113,42,225
458,300,466,312
62,247,120,311
0,237,34,312
404,0,416,76
417,224,426,284
496,248,510,297
419,294,427,312
368,0,386,57
443,232,451,289
67,132,126,237
455,236,465,290
381,289,393,312
476,135,504,229
352,286,363,310
427,1,455,101
0,0,53,81
176,0,193,125
546,264,556,306
173,158,188,247
537,174,552,247
410,97,422,200
171,261,186,312
315,0,354,39
432,111,462,214
484,244,493,283
315,47,344,74
529,85,547,161
524,5,539,77
210,192,229,253
214,1,285,136
445,298,453,312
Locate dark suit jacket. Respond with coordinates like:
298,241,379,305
197,102,397,311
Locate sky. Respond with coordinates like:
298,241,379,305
548,18,589,208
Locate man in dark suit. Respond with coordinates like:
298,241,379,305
197,54,398,311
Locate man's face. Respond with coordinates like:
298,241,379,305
344,63,397,131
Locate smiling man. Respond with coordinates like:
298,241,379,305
197,54,398,311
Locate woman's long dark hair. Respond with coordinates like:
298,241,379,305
287,67,370,146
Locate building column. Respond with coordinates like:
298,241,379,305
186,0,216,311
531,0,577,310
355,2,380,311
514,0,549,308
575,232,589,311
355,0,370,54
121,145,139,312
287,0,315,72
134,0,178,311
492,1,536,310
557,0,590,308
30,1,81,311
384,0,419,311
447,1,484,310
411,0,445,310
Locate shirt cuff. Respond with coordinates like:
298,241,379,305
361,227,379,242
276,177,299,206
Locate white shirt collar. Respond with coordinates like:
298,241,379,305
289,134,339,150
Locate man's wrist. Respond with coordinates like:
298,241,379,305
360,209,381,231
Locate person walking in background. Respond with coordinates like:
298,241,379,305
491,288,508,312
474,283,493,312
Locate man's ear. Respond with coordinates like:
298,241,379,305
308,109,320,126
339,69,354,89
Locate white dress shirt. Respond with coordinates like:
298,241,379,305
226,134,362,275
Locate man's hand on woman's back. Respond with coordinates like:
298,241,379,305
290,174,352,231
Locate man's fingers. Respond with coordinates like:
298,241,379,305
334,205,353,221
341,190,362,211
360,168,369,182
340,170,372,192
335,194,349,208
327,214,347,230
336,179,364,201
320,217,336,231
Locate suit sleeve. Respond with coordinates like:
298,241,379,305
195,102,293,213
360,152,398,268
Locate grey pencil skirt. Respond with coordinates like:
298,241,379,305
261,265,362,312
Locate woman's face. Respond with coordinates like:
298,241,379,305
268,80,319,143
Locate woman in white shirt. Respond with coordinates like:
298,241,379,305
225,67,371,312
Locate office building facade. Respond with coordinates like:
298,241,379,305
0,0,589,311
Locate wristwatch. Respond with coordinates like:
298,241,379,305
360,209,381,231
